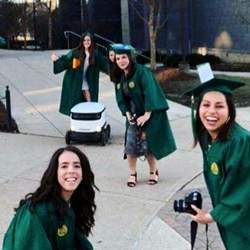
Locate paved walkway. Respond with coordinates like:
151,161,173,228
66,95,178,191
0,49,250,249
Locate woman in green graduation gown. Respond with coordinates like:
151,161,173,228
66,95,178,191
111,43,176,187
185,73,250,250
3,146,97,250
51,32,108,116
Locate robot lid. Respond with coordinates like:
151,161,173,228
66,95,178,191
70,102,105,114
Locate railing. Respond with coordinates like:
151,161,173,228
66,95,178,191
63,30,150,61
64,31,109,51
0,86,13,132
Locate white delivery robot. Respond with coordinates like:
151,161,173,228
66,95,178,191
65,102,111,146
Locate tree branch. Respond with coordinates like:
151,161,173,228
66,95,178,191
128,0,148,24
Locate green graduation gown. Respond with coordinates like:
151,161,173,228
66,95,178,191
54,49,108,116
3,201,93,250
115,63,176,160
200,122,250,250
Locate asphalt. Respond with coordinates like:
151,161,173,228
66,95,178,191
0,49,250,250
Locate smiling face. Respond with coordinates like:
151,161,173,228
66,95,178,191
109,50,115,63
115,53,130,72
199,91,229,140
83,35,92,49
57,150,83,201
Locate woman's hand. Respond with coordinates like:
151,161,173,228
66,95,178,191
51,52,59,62
190,205,214,224
137,112,151,126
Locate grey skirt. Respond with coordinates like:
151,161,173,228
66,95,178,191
124,124,149,157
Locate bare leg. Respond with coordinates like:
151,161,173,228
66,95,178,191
83,90,91,102
146,154,158,185
127,154,137,187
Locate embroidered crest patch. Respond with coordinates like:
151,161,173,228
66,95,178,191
128,81,135,88
210,162,219,175
57,224,68,237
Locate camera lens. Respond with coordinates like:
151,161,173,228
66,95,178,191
173,199,186,212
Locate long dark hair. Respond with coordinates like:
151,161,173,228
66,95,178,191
19,146,98,236
114,53,135,80
75,33,95,65
108,51,122,84
194,91,236,147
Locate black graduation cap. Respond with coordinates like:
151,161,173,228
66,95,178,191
111,43,135,55
184,78,245,97
183,63,245,139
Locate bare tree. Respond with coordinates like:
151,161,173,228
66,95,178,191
129,0,167,70
0,0,33,49
36,0,57,49
0,1,20,48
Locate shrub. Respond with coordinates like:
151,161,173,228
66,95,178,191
186,53,222,67
163,54,183,67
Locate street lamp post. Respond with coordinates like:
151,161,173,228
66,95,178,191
33,0,37,50
80,0,84,33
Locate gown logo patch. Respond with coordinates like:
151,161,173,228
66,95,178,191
57,224,68,237
210,162,219,175
128,81,135,88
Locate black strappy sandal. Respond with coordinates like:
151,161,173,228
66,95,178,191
148,170,159,185
127,173,137,187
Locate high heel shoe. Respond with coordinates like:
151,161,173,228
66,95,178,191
127,173,137,187
147,169,159,185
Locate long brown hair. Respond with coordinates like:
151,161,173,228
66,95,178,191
76,33,95,65
194,91,236,147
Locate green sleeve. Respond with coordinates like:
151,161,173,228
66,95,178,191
3,204,52,250
53,50,73,74
115,84,129,116
76,229,93,250
140,67,168,111
210,136,250,237
96,51,109,74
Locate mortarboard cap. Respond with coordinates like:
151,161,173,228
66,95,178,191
183,63,245,140
184,63,245,97
184,78,245,97
111,43,135,55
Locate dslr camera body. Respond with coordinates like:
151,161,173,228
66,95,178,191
173,191,202,215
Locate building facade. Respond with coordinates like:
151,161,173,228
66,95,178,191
58,0,250,54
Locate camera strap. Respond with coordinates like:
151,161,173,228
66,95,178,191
190,221,209,250
205,224,209,250
190,220,198,250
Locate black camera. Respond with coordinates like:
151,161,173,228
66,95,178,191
129,114,137,124
173,191,202,215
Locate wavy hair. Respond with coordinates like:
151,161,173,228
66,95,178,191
76,33,95,65
18,146,98,236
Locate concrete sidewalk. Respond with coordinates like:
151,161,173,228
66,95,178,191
0,49,250,250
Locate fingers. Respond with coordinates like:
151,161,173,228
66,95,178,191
191,204,200,212
51,52,58,61
190,205,201,221
137,113,150,126
190,205,214,224
137,117,146,126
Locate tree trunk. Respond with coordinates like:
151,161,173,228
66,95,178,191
47,0,52,49
148,4,156,70
23,1,27,49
